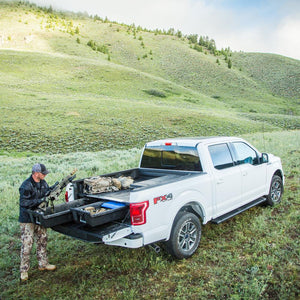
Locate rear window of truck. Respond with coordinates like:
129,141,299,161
140,145,202,171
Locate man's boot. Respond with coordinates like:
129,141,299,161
38,264,56,271
20,272,28,281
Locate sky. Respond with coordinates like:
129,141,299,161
26,0,300,60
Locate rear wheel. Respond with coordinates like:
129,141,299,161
165,211,201,259
266,175,283,206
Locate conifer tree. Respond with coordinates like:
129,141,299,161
228,59,232,69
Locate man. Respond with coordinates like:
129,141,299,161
19,163,56,282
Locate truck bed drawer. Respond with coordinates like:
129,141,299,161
70,201,128,227
27,199,88,228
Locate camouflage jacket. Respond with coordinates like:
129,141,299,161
19,176,49,223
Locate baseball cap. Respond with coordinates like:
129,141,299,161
32,163,50,175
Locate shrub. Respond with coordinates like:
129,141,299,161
144,89,167,98
193,44,203,52
97,44,109,54
87,40,109,55
176,30,182,38
187,34,198,44
167,28,175,35
87,40,95,48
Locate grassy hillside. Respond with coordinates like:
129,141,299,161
232,52,300,100
2,50,276,154
0,1,299,154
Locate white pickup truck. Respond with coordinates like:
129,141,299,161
31,137,284,259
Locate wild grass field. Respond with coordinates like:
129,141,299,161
0,1,299,299
0,131,299,299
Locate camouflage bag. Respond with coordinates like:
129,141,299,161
83,176,133,194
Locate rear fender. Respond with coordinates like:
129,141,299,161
165,200,206,241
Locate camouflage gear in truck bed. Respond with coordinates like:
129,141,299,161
83,176,134,194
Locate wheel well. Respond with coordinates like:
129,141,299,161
274,169,283,180
178,202,204,223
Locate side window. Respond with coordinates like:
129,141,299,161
233,142,258,165
208,143,234,170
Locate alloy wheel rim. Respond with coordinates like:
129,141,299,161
271,180,281,203
178,221,197,251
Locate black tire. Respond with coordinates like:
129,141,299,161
266,175,283,206
165,211,201,259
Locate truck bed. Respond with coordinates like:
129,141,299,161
74,168,202,203
30,168,203,242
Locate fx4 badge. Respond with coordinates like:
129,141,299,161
154,193,173,204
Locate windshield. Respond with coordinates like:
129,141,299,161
140,145,202,171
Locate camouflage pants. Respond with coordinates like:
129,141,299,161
20,223,48,273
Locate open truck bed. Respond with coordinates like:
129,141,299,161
28,167,199,245
73,168,197,200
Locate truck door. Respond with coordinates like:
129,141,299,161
231,141,267,203
208,143,242,217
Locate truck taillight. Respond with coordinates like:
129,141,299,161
65,191,69,202
130,201,149,225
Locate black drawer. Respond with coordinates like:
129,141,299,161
71,201,128,227
27,199,88,228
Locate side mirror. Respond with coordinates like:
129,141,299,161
261,153,269,163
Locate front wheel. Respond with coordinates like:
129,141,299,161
165,212,201,259
266,175,283,206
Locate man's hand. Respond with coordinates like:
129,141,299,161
38,198,48,209
47,195,59,202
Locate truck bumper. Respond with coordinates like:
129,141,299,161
104,233,144,248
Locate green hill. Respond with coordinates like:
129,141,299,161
0,1,299,154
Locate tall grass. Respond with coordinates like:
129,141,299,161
0,131,299,299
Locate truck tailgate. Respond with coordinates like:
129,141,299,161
52,222,132,243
